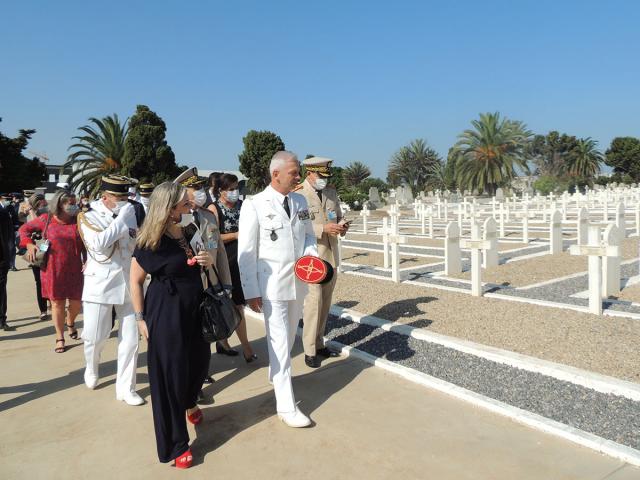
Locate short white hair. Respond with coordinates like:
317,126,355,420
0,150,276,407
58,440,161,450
269,151,298,177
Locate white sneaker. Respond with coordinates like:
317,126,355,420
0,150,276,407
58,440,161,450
278,408,311,428
116,391,145,406
84,370,98,390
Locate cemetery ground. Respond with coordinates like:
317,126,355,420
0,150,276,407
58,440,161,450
5,265,640,479
331,192,640,469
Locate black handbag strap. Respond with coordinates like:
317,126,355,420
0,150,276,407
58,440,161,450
202,262,224,291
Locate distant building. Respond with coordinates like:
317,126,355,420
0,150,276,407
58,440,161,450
42,162,72,196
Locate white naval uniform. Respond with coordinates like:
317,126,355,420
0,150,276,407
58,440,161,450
79,200,139,396
238,185,318,414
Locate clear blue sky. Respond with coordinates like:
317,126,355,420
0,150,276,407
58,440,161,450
2,0,639,178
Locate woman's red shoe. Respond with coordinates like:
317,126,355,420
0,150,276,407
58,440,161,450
174,449,193,469
186,408,203,425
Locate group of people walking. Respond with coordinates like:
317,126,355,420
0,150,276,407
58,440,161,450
1,151,349,469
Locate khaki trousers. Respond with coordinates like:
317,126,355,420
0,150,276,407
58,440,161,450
302,271,337,356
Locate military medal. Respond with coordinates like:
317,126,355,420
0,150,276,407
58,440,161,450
270,229,278,241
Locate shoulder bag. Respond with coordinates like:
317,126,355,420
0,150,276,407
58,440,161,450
200,262,241,343
23,214,51,268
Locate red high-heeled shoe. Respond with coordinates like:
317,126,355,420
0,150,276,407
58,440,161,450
174,449,193,469
186,408,203,425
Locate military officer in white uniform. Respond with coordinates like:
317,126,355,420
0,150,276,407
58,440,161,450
296,157,348,368
238,151,318,428
138,183,154,214
77,175,143,406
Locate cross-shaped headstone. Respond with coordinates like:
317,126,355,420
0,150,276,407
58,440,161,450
461,222,491,296
360,206,371,235
569,225,620,314
515,204,536,243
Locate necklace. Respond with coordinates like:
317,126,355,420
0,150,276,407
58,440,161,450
166,228,194,259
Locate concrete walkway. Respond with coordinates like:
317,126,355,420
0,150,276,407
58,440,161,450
1,263,638,480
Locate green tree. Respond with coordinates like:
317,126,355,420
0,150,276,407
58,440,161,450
605,137,640,181
0,121,46,192
343,161,371,186
121,105,183,184
238,130,285,192
443,148,458,190
527,131,579,176
567,137,602,177
65,115,128,195
387,139,441,191
329,165,347,195
453,112,532,195
358,177,389,195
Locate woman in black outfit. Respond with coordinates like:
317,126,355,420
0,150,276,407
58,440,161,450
130,182,215,469
212,173,256,362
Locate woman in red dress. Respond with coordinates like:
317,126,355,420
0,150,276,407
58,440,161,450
19,190,85,353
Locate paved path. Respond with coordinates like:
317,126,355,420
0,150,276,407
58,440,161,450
1,264,638,479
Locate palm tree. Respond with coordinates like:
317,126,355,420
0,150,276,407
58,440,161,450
64,115,129,195
566,137,602,177
343,161,371,186
387,139,441,191
453,112,532,194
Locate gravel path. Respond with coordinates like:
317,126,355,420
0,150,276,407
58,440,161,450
324,315,640,450
617,284,640,303
332,273,640,382
346,233,529,252
341,251,441,268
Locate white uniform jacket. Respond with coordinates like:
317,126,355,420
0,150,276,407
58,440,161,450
238,185,318,302
78,200,137,305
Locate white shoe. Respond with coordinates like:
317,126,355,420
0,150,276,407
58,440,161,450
84,370,98,390
116,391,145,406
278,408,311,428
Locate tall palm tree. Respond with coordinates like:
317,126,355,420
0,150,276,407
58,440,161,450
387,139,441,191
343,161,371,186
566,137,602,177
453,112,532,194
64,115,129,195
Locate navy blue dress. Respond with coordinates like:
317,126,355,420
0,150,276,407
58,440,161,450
133,235,210,463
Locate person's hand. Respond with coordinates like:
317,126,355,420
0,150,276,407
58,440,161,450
137,320,149,341
323,223,345,236
195,251,213,267
26,243,37,263
339,219,351,236
118,202,137,229
247,297,263,313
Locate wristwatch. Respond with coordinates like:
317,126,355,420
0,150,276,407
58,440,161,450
134,311,145,321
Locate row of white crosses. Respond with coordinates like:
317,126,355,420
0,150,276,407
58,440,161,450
377,216,407,283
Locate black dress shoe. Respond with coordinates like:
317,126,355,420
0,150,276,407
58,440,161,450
305,355,321,368
215,342,239,356
316,347,339,358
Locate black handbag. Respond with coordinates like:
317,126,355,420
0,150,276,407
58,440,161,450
200,263,241,343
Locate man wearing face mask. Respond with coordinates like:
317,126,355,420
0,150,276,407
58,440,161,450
77,174,144,405
138,183,154,214
296,157,348,368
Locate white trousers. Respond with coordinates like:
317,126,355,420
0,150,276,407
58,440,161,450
263,299,303,414
82,298,139,396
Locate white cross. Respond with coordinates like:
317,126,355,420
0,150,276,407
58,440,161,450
461,222,491,297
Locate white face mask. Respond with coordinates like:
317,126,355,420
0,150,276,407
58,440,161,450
193,189,207,207
112,200,129,214
314,178,328,191
226,190,239,203
177,212,194,227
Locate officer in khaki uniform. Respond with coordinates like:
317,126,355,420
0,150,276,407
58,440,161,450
297,157,349,368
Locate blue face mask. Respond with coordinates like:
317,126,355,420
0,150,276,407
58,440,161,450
226,190,239,203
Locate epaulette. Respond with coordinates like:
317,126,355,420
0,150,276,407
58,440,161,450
291,184,304,192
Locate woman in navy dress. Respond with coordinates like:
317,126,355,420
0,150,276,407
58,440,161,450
130,182,214,469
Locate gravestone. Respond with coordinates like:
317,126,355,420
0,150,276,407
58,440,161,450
482,217,498,268
550,210,562,254
495,188,504,201
602,224,622,297
444,222,462,275
461,222,490,297
368,187,382,209
577,207,589,246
